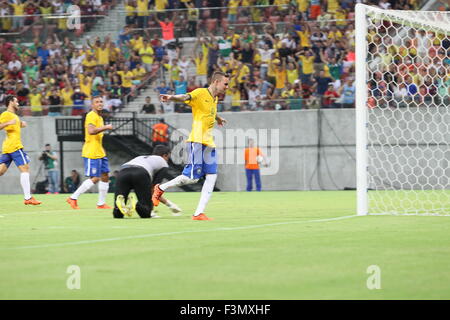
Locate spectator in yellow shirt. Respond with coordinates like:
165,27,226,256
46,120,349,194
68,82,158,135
28,88,43,116
274,58,287,95
296,49,316,85
228,0,241,23
117,66,134,99
136,0,149,29
109,42,121,66
10,0,29,31
296,22,312,48
139,39,154,72
132,63,147,84
130,33,144,53
96,40,110,67
79,73,93,104
192,49,207,86
82,54,97,73
125,0,137,26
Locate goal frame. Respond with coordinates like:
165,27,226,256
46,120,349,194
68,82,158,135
355,4,450,215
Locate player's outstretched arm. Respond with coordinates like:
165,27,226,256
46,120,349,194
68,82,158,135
160,94,192,105
0,119,16,130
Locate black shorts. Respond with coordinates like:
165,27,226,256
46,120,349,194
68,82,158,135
113,166,153,219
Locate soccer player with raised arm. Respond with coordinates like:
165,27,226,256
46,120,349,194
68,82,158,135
152,71,229,220
66,96,113,210
0,95,41,205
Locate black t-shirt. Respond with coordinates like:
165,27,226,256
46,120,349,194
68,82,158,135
240,48,254,64
315,77,333,95
49,95,62,113
141,103,156,114
278,47,292,59
17,88,30,98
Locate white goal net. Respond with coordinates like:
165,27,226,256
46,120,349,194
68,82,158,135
355,4,450,215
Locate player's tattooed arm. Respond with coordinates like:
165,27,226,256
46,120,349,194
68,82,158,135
0,119,17,130
87,123,113,135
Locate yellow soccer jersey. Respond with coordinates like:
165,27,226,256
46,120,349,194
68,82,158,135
184,88,218,148
82,111,106,159
0,111,23,154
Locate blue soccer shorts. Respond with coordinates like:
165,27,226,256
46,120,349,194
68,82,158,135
182,142,218,179
83,157,110,177
0,149,30,168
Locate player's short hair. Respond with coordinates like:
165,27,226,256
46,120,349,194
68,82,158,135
153,145,170,157
210,71,229,83
4,95,17,107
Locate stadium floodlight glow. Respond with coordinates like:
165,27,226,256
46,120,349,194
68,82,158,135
355,4,450,216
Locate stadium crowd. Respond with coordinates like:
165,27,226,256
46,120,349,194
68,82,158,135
0,0,448,115
0,0,115,34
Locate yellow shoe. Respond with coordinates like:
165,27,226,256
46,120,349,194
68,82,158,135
116,195,131,217
126,193,137,216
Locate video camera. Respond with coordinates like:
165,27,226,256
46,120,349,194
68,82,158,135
40,150,50,167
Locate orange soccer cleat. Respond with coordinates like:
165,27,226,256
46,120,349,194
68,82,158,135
191,213,213,221
97,204,112,209
152,184,164,206
24,197,42,205
66,197,80,209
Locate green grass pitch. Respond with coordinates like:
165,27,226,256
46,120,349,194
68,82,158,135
1,191,450,299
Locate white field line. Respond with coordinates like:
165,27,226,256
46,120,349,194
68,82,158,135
2,215,359,251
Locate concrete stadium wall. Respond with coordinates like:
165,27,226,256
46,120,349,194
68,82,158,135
160,110,357,192
0,110,359,194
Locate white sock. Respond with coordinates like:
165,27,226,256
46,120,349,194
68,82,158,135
164,199,173,207
71,179,95,200
20,172,31,200
160,175,198,191
97,181,109,206
194,174,217,216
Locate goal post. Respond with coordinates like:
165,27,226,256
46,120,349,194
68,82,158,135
355,4,450,216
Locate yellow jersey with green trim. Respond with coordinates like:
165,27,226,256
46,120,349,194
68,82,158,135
184,88,218,148
82,111,106,159
0,111,23,154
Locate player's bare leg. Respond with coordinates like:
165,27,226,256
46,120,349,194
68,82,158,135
18,164,41,205
152,175,198,206
0,163,8,176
